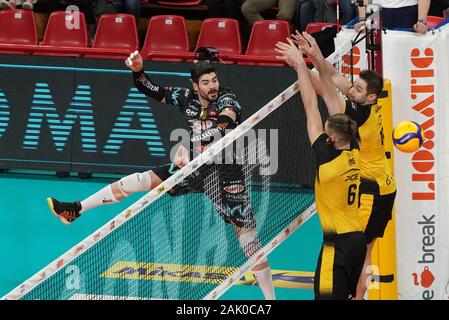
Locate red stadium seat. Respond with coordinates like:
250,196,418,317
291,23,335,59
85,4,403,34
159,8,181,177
242,20,290,66
36,11,88,57
427,15,444,28
157,0,204,6
85,14,138,59
104,0,149,3
140,15,190,61
305,22,337,34
0,9,37,54
195,18,241,63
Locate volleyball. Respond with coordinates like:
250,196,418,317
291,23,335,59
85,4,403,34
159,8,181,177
392,120,425,153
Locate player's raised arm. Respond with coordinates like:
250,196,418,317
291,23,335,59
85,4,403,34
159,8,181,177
275,38,322,143
294,31,347,116
125,51,168,104
293,30,351,97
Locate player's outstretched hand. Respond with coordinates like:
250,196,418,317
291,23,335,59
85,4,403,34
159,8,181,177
292,31,323,61
125,50,143,72
275,37,303,69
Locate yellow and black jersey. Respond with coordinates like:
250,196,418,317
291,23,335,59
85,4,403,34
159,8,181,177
312,133,362,236
344,100,396,195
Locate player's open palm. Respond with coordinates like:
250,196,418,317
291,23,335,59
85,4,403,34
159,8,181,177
125,50,143,72
292,31,322,61
275,38,303,69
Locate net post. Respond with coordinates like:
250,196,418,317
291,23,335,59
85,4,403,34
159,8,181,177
365,3,383,75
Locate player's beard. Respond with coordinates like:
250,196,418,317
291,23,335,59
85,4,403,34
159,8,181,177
206,89,218,102
349,94,366,106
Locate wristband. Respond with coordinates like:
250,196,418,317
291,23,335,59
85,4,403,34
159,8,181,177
418,18,427,26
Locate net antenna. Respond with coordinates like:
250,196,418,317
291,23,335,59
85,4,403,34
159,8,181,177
336,0,340,31
352,0,383,77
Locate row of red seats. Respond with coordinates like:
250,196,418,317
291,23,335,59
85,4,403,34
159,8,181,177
1,10,326,66
156,0,204,5
69,0,203,6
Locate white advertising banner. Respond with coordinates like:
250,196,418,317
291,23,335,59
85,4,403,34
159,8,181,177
436,24,449,300
383,27,449,300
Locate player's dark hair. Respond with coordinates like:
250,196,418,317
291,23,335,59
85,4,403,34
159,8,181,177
359,69,383,98
327,113,360,143
191,61,216,83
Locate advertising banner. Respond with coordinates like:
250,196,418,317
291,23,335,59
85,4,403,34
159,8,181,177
383,27,449,300
0,56,313,186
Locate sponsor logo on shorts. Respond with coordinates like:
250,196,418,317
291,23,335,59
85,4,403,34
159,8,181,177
226,193,247,201
223,184,245,194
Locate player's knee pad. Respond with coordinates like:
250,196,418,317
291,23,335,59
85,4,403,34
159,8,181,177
238,229,260,258
118,172,151,196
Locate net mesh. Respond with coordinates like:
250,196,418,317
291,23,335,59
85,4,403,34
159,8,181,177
3,36,359,300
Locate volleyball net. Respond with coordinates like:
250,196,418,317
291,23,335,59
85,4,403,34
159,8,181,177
2,33,363,300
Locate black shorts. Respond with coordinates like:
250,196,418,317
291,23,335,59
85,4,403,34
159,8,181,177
152,163,256,229
358,179,396,244
314,232,366,300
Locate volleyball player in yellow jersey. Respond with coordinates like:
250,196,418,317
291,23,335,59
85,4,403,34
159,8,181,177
292,31,397,300
276,38,366,300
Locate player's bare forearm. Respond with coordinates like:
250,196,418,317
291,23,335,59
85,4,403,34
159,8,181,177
358,4,366,20
332,74,352,96
309,53,334,76
296,62,316,111
296,61,322,143
308,69,324,96
418,0,431,21
274,37,323,140
318,72,345,115
297,32,345,114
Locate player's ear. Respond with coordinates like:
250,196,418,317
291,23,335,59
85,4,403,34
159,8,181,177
367,93,377,104
192,82,199,92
